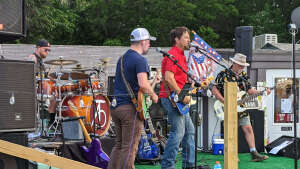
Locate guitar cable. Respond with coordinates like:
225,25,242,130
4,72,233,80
122,110,138,169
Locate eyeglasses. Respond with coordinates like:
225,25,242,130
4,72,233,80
44,49,51,52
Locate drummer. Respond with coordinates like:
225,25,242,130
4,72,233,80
26,39,57,125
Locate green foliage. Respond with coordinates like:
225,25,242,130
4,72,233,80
103,39,122,46
19,0,299,48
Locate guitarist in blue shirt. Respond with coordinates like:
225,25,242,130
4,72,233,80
212,53,271,162
108,28,158,169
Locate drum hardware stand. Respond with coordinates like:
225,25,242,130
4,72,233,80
88,73,102,138
47,71,65,137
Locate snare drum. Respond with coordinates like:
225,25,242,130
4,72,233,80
61,94,111,136
36,78,56,100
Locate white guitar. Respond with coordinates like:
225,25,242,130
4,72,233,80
214,87,274,120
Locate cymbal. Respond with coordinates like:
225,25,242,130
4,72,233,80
45,58,78,65
71,64,90,71
100,57,111,63
96,62,112,67
50,72,89,80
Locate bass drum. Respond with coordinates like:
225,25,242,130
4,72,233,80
62,94,111,136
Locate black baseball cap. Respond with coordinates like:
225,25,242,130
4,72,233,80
36,39,50,47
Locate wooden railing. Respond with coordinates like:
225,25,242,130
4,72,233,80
0,139,100,169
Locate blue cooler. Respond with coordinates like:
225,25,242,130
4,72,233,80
212,138,224,155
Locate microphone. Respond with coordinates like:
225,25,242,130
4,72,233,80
190,42,200,50
156,47,172,57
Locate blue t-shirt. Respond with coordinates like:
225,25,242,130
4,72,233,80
113,49,149,108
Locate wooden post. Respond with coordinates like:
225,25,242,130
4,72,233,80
0,139,100,169
224,82,238,169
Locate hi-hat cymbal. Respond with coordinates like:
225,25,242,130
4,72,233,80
45,58,78,65
100,57,111,63
50,72,89,80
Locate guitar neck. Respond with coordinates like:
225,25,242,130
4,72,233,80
238,87,274,105
146,118,156,134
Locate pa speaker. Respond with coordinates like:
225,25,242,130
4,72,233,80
0,132,28,169
220,109,265,153
235,26,253,61
0,0,26,42
0,59,36,132
238,109,264,153
266,135,300,159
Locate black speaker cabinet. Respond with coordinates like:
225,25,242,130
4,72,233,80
266,135,300,159
238,109,264,153
221,109,264,153
0,0,26,42
0,132,28,169
235,26,253,61
0,60,36,132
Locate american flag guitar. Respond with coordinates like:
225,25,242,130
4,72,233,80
188,31,222,85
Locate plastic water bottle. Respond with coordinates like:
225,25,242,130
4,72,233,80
213,161,222,169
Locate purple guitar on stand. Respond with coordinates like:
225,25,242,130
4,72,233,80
81,138,110,169
68,100,110,169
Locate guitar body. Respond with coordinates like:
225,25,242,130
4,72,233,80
170,92,190,115
81,138,110,169
137,89,152,120
213,90,260,120
137,132,160,160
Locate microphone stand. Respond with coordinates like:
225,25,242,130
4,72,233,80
157,48,208,168
289,24,298,169
38,57,47,137
190,47,229,168
88,73,101,139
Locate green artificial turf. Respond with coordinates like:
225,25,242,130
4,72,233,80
135,152,300,169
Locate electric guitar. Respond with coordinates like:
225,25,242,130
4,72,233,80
68,101,110,169
169,77,214,115
214,87,274,120
137,69,161,120
137,124,160,160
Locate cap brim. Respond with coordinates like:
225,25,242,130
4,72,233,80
149,36,156,41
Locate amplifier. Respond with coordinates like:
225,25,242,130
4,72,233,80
0,59,36,132
0,132,28,169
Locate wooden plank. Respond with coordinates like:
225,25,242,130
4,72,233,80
0,139,100,169
224,82,238,169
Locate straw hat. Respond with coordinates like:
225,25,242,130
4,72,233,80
230,53,249,67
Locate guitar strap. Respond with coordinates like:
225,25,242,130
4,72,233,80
119,54,139,169
120,54,138,109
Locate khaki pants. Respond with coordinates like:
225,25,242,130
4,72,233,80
107,104,143,169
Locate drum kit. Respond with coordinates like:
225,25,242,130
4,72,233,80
36,57,112,137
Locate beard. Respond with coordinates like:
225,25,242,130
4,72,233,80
142,48,149,55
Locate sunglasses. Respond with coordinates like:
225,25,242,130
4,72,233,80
44,49,51,52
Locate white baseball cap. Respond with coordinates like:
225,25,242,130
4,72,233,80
130,28,156,41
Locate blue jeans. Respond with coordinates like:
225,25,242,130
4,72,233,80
160,98,195,169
